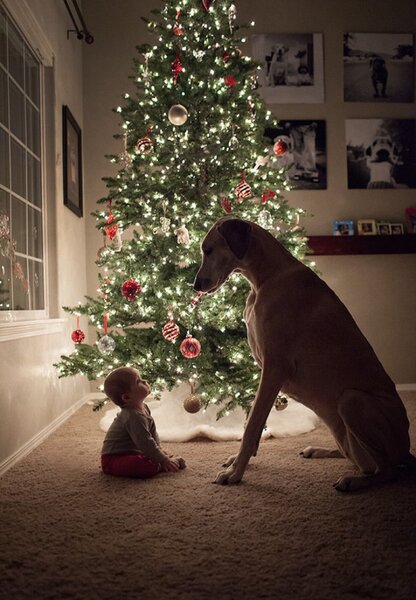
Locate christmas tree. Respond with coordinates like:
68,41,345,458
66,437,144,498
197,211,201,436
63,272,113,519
55,0,309,418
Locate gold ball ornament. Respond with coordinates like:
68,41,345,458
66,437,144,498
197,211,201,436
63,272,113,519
183,394,202,414
168,104,189,126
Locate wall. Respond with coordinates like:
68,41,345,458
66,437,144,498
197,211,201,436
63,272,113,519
82,0,416,383
0,0,90,472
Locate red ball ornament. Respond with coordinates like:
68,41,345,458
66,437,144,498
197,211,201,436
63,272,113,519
121,279,142,301
225,75,237,90
180,333,201,359
71,329,85,344
273,139,288,156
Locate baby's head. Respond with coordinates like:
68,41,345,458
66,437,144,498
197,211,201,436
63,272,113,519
104,367,150,408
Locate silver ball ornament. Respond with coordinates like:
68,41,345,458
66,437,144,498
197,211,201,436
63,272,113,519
168,104,189,126
97,335,116,355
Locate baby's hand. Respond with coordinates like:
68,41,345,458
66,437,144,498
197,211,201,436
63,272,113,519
160,455,179,473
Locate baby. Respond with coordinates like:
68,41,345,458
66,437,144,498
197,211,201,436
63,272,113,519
101,367,186,478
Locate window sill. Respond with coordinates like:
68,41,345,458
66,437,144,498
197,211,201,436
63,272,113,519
0,319,66,342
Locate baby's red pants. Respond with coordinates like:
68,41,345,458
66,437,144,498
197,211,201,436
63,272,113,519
101,453,160,478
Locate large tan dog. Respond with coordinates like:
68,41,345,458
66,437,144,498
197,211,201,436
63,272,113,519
194,217,415,491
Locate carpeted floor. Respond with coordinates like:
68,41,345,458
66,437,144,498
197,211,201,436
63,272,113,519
1,393,416,600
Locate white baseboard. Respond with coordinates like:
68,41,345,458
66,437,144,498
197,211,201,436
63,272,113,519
0,394,89,477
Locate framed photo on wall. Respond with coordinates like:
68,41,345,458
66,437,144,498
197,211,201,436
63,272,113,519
346,119,416,189
343,33,414,102
264,120,327,189
251,33,324,103
63,105,83,217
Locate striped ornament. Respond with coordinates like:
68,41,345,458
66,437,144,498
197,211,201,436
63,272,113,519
135,135,152,154
234,180,252,201
162,319,180,342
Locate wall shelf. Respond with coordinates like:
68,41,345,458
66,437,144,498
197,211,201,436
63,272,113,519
306,234,416,256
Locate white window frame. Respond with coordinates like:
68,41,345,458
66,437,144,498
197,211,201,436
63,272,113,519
0,0,64,339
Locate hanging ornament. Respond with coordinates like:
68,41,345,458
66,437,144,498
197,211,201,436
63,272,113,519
228,3,237,32
261,189,277,204
175,224,190,246
97,313,116,355
275,395,289,411
142,53,150,82
234,171,252,201
183,393,202,414
111,228,123,252
225,74,237,91
273,138,288,156
173,9,183,35
229,123,238,147
223,51,230,64
202,0,213,11
121,278,142,301
172,53,183,84
135,125,153,154
180,332,201,359
71,316,85,344
220,197,233,213
162,306,180,343
190,291,203,310
258,209,274,230
168,104,189,126
118,131,133,169
104,201,119,241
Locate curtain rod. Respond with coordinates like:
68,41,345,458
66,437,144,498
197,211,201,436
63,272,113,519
63,0,94,44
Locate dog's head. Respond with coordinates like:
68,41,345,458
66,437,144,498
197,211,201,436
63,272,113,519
366,134,397,163
194,218,251,294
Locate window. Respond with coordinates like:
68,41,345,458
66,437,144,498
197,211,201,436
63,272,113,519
0,5,45,317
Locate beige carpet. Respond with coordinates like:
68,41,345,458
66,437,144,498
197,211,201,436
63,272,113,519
1,393,416,600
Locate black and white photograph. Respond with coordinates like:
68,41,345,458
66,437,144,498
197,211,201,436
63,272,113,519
252,33,324,103
344,33,414,102
264,120,327,189
346,119,416,189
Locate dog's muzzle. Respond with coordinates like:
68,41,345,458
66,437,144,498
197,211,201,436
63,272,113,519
193,275,211,293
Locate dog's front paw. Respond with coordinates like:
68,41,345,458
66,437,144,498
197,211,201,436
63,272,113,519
333,474,361,492
222,454,237,468
214,465,242,485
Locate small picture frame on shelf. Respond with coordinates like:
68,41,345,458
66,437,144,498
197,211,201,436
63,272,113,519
390,223,404,235
377,222,392,235
357,219,377,235
333,220,354,236
405,207,416,233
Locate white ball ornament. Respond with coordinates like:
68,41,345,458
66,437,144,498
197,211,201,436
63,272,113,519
97,335,116,355
168,104,189,126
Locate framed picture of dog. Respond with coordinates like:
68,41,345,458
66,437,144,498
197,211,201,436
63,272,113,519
343,33,414,103
346,118,416,189
264,120,327,190
357,219,377,235
251,33,324,103
333,220,354,236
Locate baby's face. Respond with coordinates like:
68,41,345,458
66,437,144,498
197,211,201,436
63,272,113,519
123,369,151,407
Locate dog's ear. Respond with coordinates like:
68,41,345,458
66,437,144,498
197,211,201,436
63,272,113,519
218,219,251,259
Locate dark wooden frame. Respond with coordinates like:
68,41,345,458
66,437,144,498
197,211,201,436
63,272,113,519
62,105,83,217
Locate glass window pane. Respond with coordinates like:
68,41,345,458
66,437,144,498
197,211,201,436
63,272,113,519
10,79,25,142
12,257,29,309
0,8,6,68
29,259,44,309
10,138,25,197
0,254,12,311
26,101,40,156
27,153,41,207
25,46,39,106
0,69,8,126
11,196,26,253
8,21,23,87
0,188,9,216
0,128,9,186
28,206,42,259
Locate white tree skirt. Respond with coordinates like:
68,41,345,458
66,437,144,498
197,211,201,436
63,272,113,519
98,383,319,442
